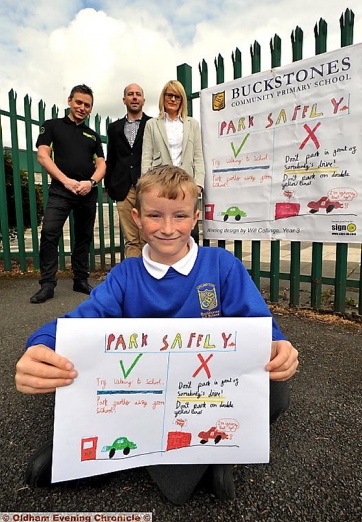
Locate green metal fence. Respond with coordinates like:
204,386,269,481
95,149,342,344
176,7,361,315
0,94,124,274
0,8,361,315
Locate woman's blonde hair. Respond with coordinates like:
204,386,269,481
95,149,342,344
135,165,198,212
158,80,188,120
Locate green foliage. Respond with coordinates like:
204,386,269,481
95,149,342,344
1,151,43,242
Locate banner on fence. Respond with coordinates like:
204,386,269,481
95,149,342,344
200,43,362,243
52,317,271,482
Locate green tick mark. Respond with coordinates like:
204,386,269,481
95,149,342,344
231,133,250,158
119,354,143,378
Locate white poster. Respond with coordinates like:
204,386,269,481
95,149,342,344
201,43,362,242
52,317,271,483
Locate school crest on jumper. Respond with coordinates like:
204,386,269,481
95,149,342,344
197,283,218,311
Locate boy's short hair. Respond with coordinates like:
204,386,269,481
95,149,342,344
135,165,199,212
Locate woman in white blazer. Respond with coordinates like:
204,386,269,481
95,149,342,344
141,80,205,242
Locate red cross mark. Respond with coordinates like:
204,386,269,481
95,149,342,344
192,354,214,379
299,122,321,150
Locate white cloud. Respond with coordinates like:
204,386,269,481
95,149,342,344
0,0,361,145
191,0,362,80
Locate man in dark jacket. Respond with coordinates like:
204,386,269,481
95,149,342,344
105,84,150,257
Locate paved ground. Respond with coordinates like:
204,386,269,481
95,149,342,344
1,276,361,522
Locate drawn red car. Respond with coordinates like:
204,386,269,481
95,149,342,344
307,196,343,214
198,426,229,444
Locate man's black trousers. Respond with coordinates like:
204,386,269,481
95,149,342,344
39,187,97,286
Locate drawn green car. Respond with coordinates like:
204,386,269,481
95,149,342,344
221,206,247,222
102,436,137,458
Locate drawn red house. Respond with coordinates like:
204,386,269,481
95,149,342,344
204,204,215,220
166,431,192,451
81,437,98,461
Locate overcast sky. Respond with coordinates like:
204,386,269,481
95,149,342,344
1,0,361,137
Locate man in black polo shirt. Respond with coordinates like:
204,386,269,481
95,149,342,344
30,84,106,304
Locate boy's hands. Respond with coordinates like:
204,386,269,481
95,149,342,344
15,345,77,394
265,340,299,381
16,340,297,393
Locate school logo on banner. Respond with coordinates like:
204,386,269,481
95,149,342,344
212,91,225,111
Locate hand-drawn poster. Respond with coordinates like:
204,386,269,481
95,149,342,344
52,317,271,483
200,43,362,242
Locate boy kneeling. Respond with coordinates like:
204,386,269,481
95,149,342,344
16,165,298,504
